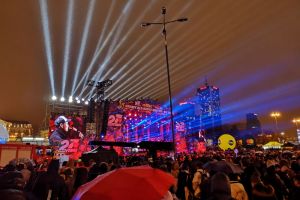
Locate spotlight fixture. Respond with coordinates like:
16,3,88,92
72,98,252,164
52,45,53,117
76,100,81,104
84,101,89,105
96,79,113,88
60,97,65,102
87,79,113,102
51,95,57,101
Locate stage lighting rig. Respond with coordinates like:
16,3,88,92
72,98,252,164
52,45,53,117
87,79,113,102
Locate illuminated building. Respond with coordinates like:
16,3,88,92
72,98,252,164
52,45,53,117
175,101,198,152
176,101,199,134
246,113,262,136
196,80,222,136
4,120,33,142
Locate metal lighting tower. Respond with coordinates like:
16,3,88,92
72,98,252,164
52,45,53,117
141,7,188,153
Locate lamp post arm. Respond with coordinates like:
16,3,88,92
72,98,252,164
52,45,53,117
142,19,188,27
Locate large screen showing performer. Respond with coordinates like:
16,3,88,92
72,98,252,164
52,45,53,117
48,114,91,159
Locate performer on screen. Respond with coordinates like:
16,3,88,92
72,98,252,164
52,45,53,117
49,115,83,146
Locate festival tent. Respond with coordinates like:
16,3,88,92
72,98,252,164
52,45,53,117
263,141,282,149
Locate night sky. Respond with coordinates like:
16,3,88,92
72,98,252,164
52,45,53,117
0,0,299,136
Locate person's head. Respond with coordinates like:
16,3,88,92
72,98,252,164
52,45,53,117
251,171,261,187
0,189,26,200
55,116,70,132
0,171,25,190
99,162,108,174
210,172,231,195
297,156,300,165
47,159,60,174
62,161,68,167
64,168,73,178
280,160,289,172
293,174,300,188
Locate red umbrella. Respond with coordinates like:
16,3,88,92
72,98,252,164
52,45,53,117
72,166,175,200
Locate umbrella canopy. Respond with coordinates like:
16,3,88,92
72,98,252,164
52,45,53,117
255,151,264,154
72,166,175,200
282,142,296,147
203,160,243,174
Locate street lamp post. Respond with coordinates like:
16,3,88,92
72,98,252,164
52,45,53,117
292,118,300,129
292,118,300,142
270,112,281,142
141,7,188,153
270,112,281,133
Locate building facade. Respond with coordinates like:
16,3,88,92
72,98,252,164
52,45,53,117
196,80,222,138
2,120,33,142
246,113,262,137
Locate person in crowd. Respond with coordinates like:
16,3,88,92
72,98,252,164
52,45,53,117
291,156,300,174
32,159,68,200
176,162,191,200
289,174,300,200
264,164,289,200
99,162,109,175
73,165,89,194
0,171,25,191
0,170,32,200
62,167,75,198
0,189,27,200
229,173,248,200
192,162,204,199
18,162,32,185
207,172,234,200
277,159,293,190
251,171,276,200
240,165,257,199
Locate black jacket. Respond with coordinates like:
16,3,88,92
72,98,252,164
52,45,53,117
32,160,68,200
49,128,67,146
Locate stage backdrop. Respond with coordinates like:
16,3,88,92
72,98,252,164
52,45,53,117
103,100,171,143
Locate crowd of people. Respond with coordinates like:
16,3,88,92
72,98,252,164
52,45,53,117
0,148,300,200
